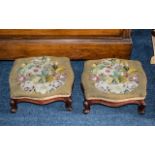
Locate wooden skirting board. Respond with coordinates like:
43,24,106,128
0,29,132,60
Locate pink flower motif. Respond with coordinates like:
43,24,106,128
19,76,25,82
34,69,39,72
91,76,99,81
105,69,110,73
133,75,139,82
102,68,112,76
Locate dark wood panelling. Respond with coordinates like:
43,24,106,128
0,29,123,39
0,29,132,60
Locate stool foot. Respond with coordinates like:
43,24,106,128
65,97,72,111
138,104,145,114
83,101,90,114
10,99,17,113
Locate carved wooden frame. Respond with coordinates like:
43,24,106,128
10,96,72,113
83,98,146,114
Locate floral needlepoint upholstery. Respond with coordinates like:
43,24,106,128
82,58,147,103
10,56,74,100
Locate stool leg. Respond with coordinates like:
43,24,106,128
65,97,72,111
138,101,146,114
83,100,90,114
10,99,18,113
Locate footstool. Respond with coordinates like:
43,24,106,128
82,58,147,114
9,56,74,113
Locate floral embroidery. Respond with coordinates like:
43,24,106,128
90,59,139,94
17,57,66,94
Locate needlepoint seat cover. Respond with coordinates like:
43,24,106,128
9,56,74,100
82,58,147,102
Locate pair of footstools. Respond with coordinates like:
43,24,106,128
9,56,147,114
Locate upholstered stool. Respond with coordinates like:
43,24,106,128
82,58,147,114
9,56,74,113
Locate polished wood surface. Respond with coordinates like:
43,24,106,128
10,96,72,113
83,99,146,114
0,29,132,60
0,29,124,38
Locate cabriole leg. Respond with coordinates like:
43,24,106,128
10,99,18,113
138,101,146,114
83,100,90,114
65,97,72,111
